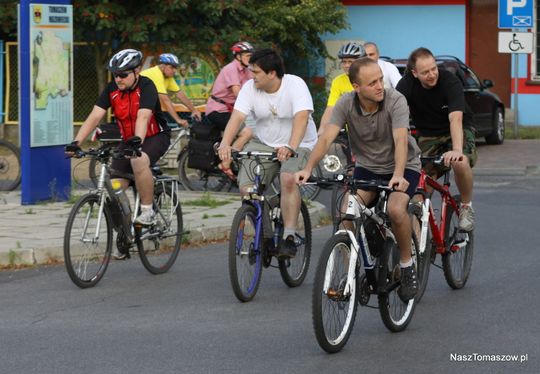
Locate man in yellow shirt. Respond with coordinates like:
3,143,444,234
318,42,366,135
141,53,202,128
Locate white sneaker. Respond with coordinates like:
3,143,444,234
458,205,475,232
135,209,156,226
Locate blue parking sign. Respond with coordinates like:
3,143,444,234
499,0,533,28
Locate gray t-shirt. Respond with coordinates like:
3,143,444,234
330,88,421,174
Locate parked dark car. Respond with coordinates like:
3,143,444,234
393,55,505,145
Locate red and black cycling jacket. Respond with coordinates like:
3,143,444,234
96,76,168,140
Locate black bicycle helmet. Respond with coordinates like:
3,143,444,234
107,49,143,73
231,41,254,56
159,53,179,67
338,42,366,59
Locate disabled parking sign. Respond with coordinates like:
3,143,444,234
499,0,533,28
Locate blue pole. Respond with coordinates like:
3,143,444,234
19,0,72,204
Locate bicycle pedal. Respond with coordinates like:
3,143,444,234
357,274,371,306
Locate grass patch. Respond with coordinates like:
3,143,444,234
211,214,226,218
183,192,231,208
505,126,540,140
202,213,209,219
24,208,35,215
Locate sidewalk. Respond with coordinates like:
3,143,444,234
0,190,327,267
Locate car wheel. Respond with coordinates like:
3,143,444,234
485,107,504,145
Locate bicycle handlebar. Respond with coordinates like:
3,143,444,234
305,175,392,191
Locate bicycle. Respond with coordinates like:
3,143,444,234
409,155,474,298
227,150,312,302
89,123,189,187
64,143,183,288
178,138,324,199
311,175,418,353
0,139,21,191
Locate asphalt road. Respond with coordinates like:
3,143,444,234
1,173,539,374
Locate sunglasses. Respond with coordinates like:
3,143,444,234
113,71,130,79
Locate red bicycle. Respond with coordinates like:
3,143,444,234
409,155,474,302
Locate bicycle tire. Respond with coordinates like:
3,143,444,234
228,204,263,302
269,164,323,200
312,233,358,353
63,193,113,288
408,202,432,303
88,157,101,188
136,182,183,274
273,198,312,287
177,150,231,192
442,195,474,289
378,237,416,332
0,140,21,191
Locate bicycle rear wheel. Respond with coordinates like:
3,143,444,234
137,182,183,274
378,237,416,332
177,150,232,191
409,202,432,303
228,204,263,302
275,199,312,287
312,234,358,353
64,193,113,288
442,195,474,289
0,140,21,191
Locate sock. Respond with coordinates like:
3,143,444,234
400,258,413,268
141,204,153,211
283,228,296,240
461,201,472,208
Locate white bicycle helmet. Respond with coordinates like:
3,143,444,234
108,49,143,72
338,42,366,59
159,53,180,67
231,41,254,56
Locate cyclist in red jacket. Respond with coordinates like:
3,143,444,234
67,49,170,228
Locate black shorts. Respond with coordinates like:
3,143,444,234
111,132,170,178
353,167,420,198
206,111,231,132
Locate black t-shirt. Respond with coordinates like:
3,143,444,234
396,69,474,137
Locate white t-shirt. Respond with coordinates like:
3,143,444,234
378,59,402,89
234,74,318,150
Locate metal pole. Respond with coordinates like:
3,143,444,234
513,53,519,138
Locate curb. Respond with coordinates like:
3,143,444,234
474,165,540,177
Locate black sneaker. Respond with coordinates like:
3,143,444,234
398,266,418,302
278,235,297,259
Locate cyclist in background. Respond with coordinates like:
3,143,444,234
396,47,476,232
66,49,170,230
141,53,202,127
318,41,366,136
218,49,318,258
363,41,402,89
206,41,256,176
295,58,421,301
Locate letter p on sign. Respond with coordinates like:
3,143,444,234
507,0,526,14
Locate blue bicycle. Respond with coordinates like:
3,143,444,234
228,151,312,302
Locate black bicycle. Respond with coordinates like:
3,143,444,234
64,143,183,288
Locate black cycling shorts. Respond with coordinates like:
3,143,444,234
111,132,170,178
353,167,420,198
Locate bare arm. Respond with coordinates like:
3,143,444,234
74,105,107,144
134,108,153,142
175,91,202,121
388,127,409,191
159,93,188,127
217,109,247,161
443,110,464,166
230,85,241,97
318,106,334,136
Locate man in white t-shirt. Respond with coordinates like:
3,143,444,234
364,42,402,89
218,49,317,258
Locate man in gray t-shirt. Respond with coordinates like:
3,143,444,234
295,58,421,302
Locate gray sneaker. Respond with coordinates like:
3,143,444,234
135,209,156,226
398,266,418,302
458,205,475,232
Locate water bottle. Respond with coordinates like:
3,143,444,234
111,180,131,218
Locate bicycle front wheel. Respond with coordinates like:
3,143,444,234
177,150,231,192
312,234,358,353
0,140,21,191
228,204,263,302
277,199,312,287
378,237,416,332
137,182,183,274
442,195,474,289
64,193,113,288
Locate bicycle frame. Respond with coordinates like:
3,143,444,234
415,169,460,256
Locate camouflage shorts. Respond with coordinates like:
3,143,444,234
417,127,477,176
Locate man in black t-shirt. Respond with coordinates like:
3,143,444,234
396,47,476,232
